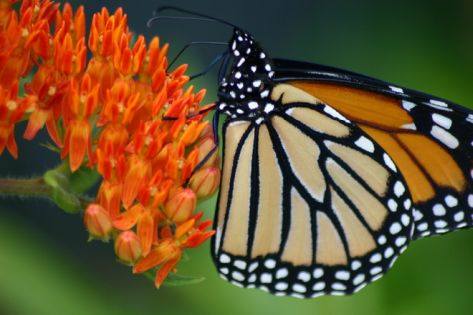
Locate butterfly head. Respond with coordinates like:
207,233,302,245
217,28,276,121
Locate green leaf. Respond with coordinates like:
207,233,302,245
161,273,206,287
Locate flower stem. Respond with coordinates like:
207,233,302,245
0,177,52,198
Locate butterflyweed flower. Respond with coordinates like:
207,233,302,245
0,0,219,288
189,167,221,199
115,230,142,264
84,203,113,240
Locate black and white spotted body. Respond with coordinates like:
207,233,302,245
217,29,276,122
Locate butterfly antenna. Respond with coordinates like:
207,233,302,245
190,50,229,80
168,41,227,71
149,6,238,29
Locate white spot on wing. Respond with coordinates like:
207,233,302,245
248,262,258,272
354,136,375,153
264,259,276,269
383,153,397,171
395,236,407,247
370,266,383,275
389,86,404,93
467,114,473,124
389,222,402,234
394,181,405,197
219,254,230,263
276,268,288,279
454,211,464,222
377,235,387,245
425,100,452,112
298,271,311,282
215,227,222,253
401,213,410,226
384,247,394,258
417,223,428,231
323,106,350,123
401,123,417,130
432,113,452,129
432,204,446,216
234,260,247,270
275,282,288,291
232,271,245,281
445,195,458,207
220,267,229,275
431,125,459,149
402,100,416,111
335,270,350,280
353,274,365,286
332,282,347,291
351,260,361,270
430,99,448,107
388,199,398,212
260,273,272,283
370,253,382,263
313,268,324,278
312,282,325,290
293,283,307,293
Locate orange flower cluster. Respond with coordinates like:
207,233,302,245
0,0,220,288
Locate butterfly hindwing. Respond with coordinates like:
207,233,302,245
212,89,414,297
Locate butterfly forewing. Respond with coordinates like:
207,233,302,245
283,80,473,239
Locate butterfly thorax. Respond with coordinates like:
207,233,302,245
217,29,277,123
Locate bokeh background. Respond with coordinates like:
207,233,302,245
1,0,473,314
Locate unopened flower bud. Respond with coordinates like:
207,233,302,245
84,204,113,240
115,231,142,264
164,188,196,223
196,135,218,167
189,166,220,198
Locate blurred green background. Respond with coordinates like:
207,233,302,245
1,0,473,314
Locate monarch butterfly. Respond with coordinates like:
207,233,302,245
154,7,473,298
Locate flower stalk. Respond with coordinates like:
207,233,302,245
0,177,51,197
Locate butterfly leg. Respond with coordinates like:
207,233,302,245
188,111,220,177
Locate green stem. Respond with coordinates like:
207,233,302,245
0,177,52,198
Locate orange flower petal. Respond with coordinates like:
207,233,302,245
67,119,91,171
112,203,144,230
155,254,181,288
137,210,155,256
175,218,195,239
133,239,176,273
122,156,149,207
